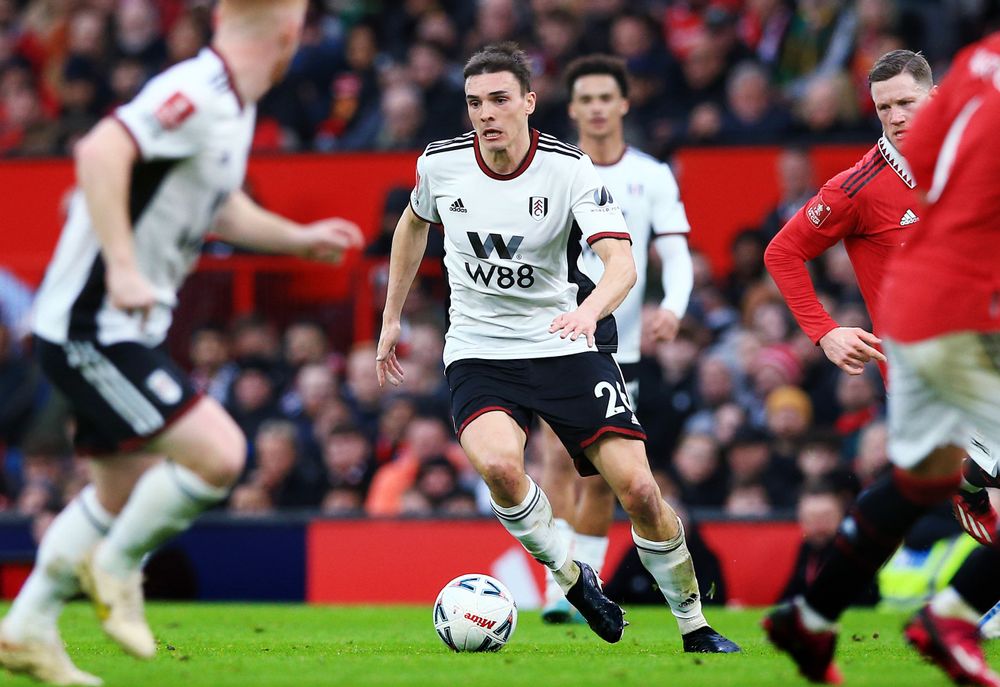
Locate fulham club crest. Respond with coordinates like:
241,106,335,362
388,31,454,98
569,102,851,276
529,196,548,221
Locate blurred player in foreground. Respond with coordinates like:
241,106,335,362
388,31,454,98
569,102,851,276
765,49,998,546
536,56,699,643
766,35,1000,686
376,42,737,653
0,2,363,684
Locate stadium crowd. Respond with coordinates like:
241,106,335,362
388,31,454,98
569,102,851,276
1,0,998,525
0,0,995,158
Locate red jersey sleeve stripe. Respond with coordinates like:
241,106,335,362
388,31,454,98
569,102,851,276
587,232,632,245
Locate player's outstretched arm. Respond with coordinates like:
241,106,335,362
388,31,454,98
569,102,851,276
214,189,363,261
652,234,693,341
818,327,887,375
376,204,430,387
550,237,636,348
76,117,155,320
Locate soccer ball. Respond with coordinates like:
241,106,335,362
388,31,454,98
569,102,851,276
432,574,518,652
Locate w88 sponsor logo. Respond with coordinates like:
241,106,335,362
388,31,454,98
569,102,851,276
465,231,535,289
464,262,535,289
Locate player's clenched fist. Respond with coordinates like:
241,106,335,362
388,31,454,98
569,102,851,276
818,326,887,375
300,218,364,262
375,319,405,387
106,266,157,321
549,306,598,348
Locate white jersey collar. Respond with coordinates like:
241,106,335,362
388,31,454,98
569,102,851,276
877,136,915,189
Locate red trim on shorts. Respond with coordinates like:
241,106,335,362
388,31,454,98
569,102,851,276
587,232,632,245
457,405,519,439
110,115,142,158
118,392,205,453
473,129,539,180
892,467,962,506
579,425,647,450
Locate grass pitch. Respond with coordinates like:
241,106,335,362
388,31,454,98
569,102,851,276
2,603,992,686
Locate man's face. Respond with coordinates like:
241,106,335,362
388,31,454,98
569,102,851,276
465,71,535,153
568,74,628,139
870,72,932,148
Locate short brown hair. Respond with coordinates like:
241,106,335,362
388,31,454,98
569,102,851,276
463,42,531,94
868,49,933,88
564,54,629,99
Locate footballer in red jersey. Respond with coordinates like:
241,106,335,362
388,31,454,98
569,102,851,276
763,49,999,687
878,34,1000,687
765,49,998,544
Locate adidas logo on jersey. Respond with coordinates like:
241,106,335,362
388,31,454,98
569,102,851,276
899,209,919,226
449,198,468,213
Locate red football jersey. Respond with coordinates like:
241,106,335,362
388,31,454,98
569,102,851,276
883,34,1000,342
765,138,921,345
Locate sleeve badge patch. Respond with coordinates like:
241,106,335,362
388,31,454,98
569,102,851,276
154,92,196,130
806,194,832,227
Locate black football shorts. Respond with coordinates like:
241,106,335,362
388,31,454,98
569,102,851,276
446,352,646,476
35,336,201,455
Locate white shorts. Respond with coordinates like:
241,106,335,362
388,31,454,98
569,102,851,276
886,333,1000,474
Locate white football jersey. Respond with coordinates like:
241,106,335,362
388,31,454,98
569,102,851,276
33,47,255,346
411,130,630,367
579,147,690,363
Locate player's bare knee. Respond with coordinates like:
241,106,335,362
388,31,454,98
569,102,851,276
199,428,247,488
478,454,525,502
616,475,662,522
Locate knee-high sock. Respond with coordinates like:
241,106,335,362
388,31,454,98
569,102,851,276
543,518,574,603
574,533,609,576
492,478,577,591
3,486,113,641
95,461,228,577
803,468,960,626
633,523,707,635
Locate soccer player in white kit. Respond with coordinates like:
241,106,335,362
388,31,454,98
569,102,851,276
536,56,700,632
0,2,363,684
375,42,737,653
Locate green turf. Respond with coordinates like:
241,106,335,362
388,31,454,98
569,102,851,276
2,603,994,686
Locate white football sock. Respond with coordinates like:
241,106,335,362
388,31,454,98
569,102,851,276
633,523,708,635
573,533,609,576
931,586,982,624
95,461,228,577
544,519,574,604
3,486,113,642
796,596,837,632
491,477,578,592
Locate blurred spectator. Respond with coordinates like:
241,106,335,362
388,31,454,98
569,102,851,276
283,320,332,371
342,342,384,440
373,84,425,151
226,358,281,442
671,432,727,508
408,40,464,142
188,324,238,404
0,323,39,447
780,480,851,601
758,147,817,241
725,481,772,516
718,60,791,144
722,229,767,307
229,419,323,514
765,384,813,463
776,0,857,97
322,424,375,496
740,0,793,68
854,420,889,487
727,425,797,507
165,9,209,66
230,313,282,363
114,0,166,69
834,368,882,455
791,72,871,142
795,429,843,484
365,415,470,516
